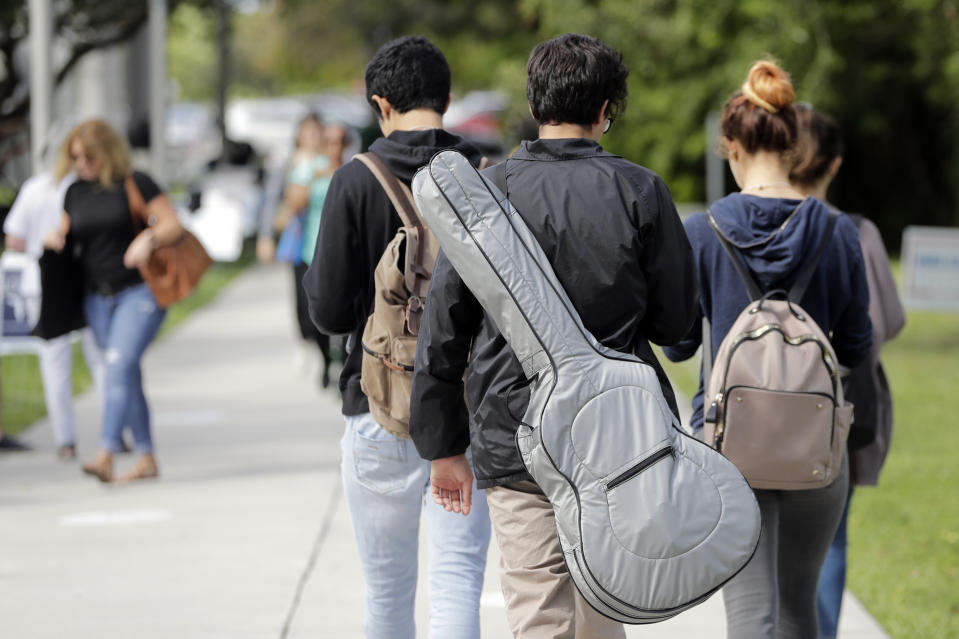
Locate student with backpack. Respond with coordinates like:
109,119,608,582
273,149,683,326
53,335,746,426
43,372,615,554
302,36,490,639
663,60,872,638
788,104,906,639
409,34,700,637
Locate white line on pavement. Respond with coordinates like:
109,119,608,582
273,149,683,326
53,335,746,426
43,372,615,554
58,509,173,527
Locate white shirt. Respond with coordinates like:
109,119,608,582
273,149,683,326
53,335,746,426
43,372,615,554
3,172,75,259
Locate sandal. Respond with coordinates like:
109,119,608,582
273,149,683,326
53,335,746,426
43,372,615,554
81,451,114,482
116,454,159,482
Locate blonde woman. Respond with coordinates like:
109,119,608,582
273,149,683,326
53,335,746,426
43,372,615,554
44,120,183,482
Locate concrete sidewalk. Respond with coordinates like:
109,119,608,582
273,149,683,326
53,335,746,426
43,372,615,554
0,264,889,638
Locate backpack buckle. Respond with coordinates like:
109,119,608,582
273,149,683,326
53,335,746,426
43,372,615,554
405,296,424,336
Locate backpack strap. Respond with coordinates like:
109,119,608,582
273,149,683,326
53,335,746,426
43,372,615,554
706,209,763,302
356,151,431,288
702,315,712,391
788,211,840,303
354,152,419,230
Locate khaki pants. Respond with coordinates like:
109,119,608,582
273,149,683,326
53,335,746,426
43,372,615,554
486,480,626,639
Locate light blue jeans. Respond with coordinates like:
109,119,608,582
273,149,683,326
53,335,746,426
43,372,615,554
341,413,491,639
84,283,166,454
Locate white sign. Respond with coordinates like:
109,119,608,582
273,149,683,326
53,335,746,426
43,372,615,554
1,252,41,337
901,226,959,311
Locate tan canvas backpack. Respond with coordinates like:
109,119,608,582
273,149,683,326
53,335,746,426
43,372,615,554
702,206,854,490
354,152,437,437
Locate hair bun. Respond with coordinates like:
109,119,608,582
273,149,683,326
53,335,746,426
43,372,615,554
744,60,795,112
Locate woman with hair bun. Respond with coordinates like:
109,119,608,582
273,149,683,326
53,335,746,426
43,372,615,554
44,119,184,483
663,61,873,637
790,104,905,639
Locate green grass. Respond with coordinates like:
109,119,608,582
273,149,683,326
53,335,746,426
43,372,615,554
1,342,94,437
656,345,699,401
847,310,959,638
656,307,959,639
1,252,253,436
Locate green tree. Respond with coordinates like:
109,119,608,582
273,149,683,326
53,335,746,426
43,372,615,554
518,0,959,246
171,0,959,247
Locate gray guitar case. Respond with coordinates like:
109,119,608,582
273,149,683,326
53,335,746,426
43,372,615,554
412,150,761,623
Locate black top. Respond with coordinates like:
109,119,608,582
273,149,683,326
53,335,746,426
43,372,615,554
64,171,162,293
408,138,700,489
303,129,483,416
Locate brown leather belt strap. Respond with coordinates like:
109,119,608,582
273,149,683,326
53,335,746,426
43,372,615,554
355,152,432,298
354,152,421,234
124,175,148,232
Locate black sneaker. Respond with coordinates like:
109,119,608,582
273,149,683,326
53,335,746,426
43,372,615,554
0,434,31,452
58,444,77,460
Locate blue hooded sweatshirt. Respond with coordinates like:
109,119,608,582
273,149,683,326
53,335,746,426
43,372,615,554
663,193,872,433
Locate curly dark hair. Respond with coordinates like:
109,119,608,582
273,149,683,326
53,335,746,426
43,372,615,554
365,36,451,118
526,33,628,127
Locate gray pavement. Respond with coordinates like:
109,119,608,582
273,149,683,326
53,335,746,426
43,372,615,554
0,264,890,638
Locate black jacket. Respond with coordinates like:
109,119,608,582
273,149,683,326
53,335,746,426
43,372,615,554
303,129,482,416
408,138,700,489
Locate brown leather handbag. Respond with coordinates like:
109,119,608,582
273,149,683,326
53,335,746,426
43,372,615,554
125,175,213,309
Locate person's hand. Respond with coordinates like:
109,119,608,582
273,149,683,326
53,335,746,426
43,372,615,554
273,204,294,234
123,230,155,269
256,236,276,264
43,230,66,252
430,454,474,516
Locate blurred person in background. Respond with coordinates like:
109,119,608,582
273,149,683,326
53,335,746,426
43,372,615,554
663,60,872,638
43,119,183,482
276,113,335,388
287,120,355,389
4,143,105,460
789,104,906,639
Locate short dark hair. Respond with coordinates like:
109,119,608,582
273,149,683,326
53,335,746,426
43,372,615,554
364,36,451,118
526,33,628,127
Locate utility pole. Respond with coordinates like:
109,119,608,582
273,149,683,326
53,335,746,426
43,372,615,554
28,0,53,173
149,0,168,182
216,0,231,153
705,111,724,205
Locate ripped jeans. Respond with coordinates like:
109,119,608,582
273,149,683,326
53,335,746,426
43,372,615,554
84,283,166,454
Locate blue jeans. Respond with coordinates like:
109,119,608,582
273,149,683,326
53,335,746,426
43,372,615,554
817,486,853,639
341,413,491,639
84,283,166,454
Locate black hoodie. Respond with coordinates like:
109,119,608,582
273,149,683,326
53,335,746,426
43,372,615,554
303,129,482,416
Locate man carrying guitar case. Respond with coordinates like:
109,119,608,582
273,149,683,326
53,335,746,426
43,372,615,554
409,34,760,636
